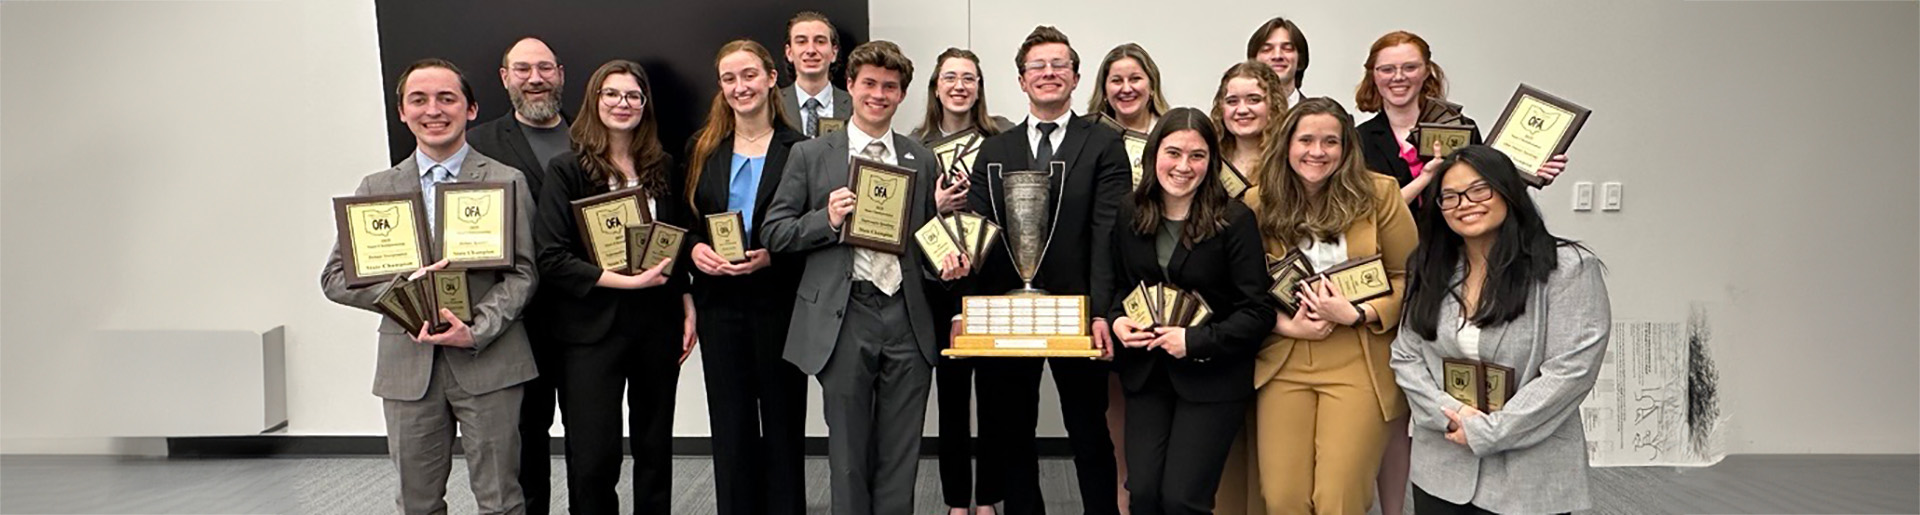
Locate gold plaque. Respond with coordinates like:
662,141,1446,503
1268,250,1314,314
1416,123,1474,161
928,129,984,188
955,213,986,260
333,193,430,286
1485,363,1517,412
942,215,970,259
1486,84,1590,186
969,215,1001,271
1219,161,1250,200
815,117,847,136
631,222,686,274
430,270,472,323
705,211,749,263
1443,359,1482,409
914,217,966,270
436,182,514,269
570,188,650,271
1123,130,1149,189
1307,254,1392,303
1122,283,1154,328
841,157,916,254
374,274,423,329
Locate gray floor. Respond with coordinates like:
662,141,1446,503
1,455,1914,514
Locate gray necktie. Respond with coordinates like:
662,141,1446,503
855,140,903,295
424,164,451,230
803,97,822,137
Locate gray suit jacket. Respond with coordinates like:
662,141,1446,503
782,84,853,133
761,130,944,375
1390,245,1609,514
321,150,539,401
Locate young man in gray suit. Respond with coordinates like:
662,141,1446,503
782,11,853,137
762,40,970,515
321,59,539,515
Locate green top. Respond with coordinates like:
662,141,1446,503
1155,217,1186,270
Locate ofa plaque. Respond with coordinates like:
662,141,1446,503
570,187,651,271
435,181,515,269
840,156,915,254
333,192,430,286
704,211,749,263
1485,84,1591,186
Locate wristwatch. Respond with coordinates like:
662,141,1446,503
1348,303,1369,327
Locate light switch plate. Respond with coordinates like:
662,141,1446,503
1601,182,1622,211
1573,182,1594,211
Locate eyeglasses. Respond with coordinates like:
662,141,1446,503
1438,182,1495,210
938,72,979,85
598,88,647,108
508,62,559,79
1021,60,1072,74
1372,62,1425,78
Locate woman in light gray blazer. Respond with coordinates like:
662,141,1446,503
1390,145,1610,515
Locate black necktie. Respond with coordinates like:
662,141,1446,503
1034,121,1058,168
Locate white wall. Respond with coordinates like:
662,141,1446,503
2,0,1914,455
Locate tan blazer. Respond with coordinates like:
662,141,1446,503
1241,173,1416,421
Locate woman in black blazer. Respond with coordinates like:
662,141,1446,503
1355,31,1567,205
910,47,1014,515
680,40,810,515
1108,107,1275,515
531,60,693,515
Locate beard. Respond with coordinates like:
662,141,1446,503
510,87,563,123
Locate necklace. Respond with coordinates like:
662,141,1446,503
738,126,773,143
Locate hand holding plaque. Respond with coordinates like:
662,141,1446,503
704,212,749,264
1486,84,1590,186
627,222,687,275
570,187,651,271
840,157,915,254
1443,358,1518,412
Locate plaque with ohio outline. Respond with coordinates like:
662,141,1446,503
333,192,430,286
1486,83,1591,186
569,187,651,271
435,181,515,269
841,156,916,254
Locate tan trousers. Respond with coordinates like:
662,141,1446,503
1231,339,1390,515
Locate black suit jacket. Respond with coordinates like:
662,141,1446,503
684,125,809,309
528,151,692,345
965,115,1132,316
1106,203,1273,402
1358,112,1482,190
468,114,569,199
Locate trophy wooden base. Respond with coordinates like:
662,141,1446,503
945,335,1099,358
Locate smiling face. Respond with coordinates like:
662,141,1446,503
1219,76,1272,140
935,57,980,115
1287,113,1343,189
1255,27,1298,83
1103,57,1151,118
398,67,478,154
785,20,836,77
1439,161,1508,240
1018,42,1078,109
1370,43,1428,109
718,50,775,118
500,38,563,123
1154,129,1210,201
848,64,904,130
595,72,644,132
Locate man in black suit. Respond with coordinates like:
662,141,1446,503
965,25,1131,515
468,37,570,200
463,36,570,515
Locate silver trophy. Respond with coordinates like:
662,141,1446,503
989,161,1067,295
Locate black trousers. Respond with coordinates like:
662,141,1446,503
1411,484,1570,515
698,304,807,515
1122,369,1246,515
975,356,1119,515
556,318,680,515
938,354,996,507
516,334,564,515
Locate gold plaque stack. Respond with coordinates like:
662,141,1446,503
626,222,686,274
946,162,1097,358
570,187,651,271
1443,358,1518,412
372,270,472,333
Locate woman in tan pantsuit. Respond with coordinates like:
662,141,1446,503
1235,97,1417,514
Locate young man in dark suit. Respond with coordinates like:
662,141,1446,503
762,40,970,515
782,11,854,137
965,25,1132,515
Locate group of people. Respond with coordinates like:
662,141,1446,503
321,10,1613,515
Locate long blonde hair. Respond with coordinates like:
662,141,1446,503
1255,97,1381,245
1086,43,1170,121
1211,60,1289,167
686,40,792,204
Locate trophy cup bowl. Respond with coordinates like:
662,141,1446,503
999,169,1053,296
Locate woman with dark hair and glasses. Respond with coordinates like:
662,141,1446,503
1390,145,1609,515
531,59,692,515
1108,107,1274,515
909,46,1011,515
